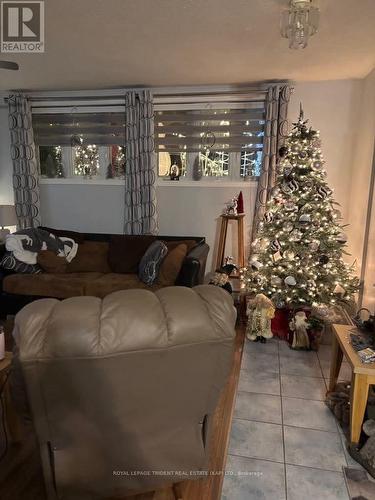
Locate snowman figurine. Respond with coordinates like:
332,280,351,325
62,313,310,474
246,294,275,343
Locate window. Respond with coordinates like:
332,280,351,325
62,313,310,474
155,97,265,180
33,112,126,180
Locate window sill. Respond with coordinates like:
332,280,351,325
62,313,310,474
156,179,258,188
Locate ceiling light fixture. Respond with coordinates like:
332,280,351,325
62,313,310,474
281,0,319,49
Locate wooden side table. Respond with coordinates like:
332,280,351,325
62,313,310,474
329,324,375,445
216,214,245,271
0,351,22,443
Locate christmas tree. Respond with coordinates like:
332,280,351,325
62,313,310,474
243,108,358,308
74,144,99,177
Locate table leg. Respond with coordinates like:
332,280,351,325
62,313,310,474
350,373,369,445
328,334,343,392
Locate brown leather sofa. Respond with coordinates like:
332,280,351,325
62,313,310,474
14,285,236,499
0,228,209,317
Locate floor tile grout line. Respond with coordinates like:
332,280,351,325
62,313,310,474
277,339,288,500
237,387,326,402
229,451,347,474
232,415,339,434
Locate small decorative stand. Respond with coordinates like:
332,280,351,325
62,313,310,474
216,213,245,272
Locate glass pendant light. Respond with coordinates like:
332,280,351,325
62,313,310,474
281,0,320,49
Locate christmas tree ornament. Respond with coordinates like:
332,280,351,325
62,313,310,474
270,239,281,252
275,299,286,309
299,151,308,160
319,255,329,265
285,201,296,211
272,251,282,262
313,160,322,169
264,211,274,223
281,179,299,194
334,284,345,295
309,240,320,252
284,276,297,286
271,276,282,286
316,185,331,199
291,143,300,153
283,221,294,232
336,232,348,244
246,294,275,343
279,146,289,157
250,256,262,270
283,165,293,177
290,229,303,241
283,250,295,260
299,213,311,225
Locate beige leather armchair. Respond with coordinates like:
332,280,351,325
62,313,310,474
14,285,236,499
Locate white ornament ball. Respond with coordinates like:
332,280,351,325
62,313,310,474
284,276,297,286
299,214,311,225
336,232,348,244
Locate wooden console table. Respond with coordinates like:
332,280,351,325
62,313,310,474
329,324,375,445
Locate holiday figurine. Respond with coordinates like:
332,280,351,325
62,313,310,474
289,311,310,350
246,294,275,343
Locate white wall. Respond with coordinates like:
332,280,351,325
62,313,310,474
0,105,14,204
346,68,375,310
0,79,367,275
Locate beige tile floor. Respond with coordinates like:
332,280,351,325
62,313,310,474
222,338,358,500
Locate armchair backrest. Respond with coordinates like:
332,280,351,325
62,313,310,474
15,285,236,499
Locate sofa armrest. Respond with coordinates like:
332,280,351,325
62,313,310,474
175,243,209,287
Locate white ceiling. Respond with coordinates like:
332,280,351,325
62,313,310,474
0,0,374,91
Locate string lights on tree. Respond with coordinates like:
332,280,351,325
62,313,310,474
242,107,359,308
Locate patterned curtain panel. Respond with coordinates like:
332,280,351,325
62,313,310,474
124,90,158,235
251,85,291,243
8,94,41,229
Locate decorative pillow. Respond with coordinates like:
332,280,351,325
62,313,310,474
0,251,42,274
138,240,168,285
109,235,156,273
66,241,111,273
158,244,187,286
37,250,67,274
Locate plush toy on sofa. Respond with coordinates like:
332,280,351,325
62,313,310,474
246,293,275,343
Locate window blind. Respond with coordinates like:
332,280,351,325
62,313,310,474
33,111,126,146
155,96,265,154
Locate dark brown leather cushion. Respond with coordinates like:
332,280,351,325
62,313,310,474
39,226,85,244
3,273,103,299
37,250,67,274
163,239,198,254
158,244,187,286
66,241,111,273
85,273,162,298
108,235,156,273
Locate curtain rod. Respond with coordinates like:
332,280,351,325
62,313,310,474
2,81,291,103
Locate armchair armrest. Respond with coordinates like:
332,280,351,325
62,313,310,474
176,243,209,287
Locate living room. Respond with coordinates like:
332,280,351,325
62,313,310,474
0,1,375,499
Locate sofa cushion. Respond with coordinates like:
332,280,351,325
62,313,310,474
38,226,85,244
66,241,111,273
163,239,198,254
108,235,156,273
158,244,187,287
37,250,67,274
85,273,162,298
3,273,104,299
138,241,168,285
